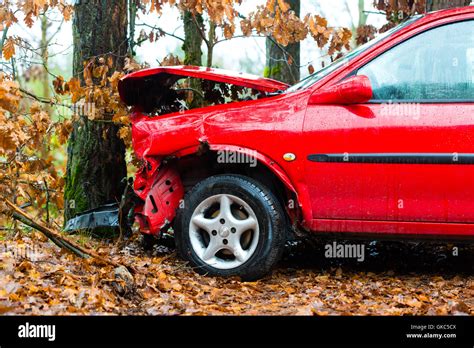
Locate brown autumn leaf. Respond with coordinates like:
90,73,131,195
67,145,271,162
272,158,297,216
161,54,182,66
2,37,15,61
67,78,84,103
53,76,66,95
124,57,142,73
117,126,130,140
356,24,378,45
0,234,472,316
277,0,290,12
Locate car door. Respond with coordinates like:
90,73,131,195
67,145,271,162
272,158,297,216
304,19,474,223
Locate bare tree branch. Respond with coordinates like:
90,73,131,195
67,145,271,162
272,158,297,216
136,23,185,42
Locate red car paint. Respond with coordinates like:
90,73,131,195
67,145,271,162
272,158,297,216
119,7,474,239
120,65,289,93
133,160,184,234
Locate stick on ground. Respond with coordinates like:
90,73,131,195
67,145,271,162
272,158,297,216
5,199,129,270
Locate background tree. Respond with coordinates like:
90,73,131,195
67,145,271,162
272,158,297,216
138,1,351,81
0,2,73,226
356,0,471,46
428,0,472,10
372,0,471,24
183,11,204,67
265,0,300,84
182,10,204,107
39,13,51,112
64,0,128,222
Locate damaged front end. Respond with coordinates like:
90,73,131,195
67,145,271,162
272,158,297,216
119,66,288,237
66,65,288,236
117,65,288,115
132,158,184,236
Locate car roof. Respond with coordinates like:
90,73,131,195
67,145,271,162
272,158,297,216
302,6,473,92
376,6,473,50
422,5,473,23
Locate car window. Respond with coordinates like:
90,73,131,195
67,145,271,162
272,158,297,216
358,20,474,102
286,16,421,93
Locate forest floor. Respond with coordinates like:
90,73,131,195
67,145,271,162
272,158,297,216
0,229,473,316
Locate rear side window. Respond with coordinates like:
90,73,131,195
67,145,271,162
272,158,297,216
358,20,474,102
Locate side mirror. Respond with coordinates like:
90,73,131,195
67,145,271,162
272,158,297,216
309,75,373,105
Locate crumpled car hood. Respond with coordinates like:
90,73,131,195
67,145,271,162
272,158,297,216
118,65,289,108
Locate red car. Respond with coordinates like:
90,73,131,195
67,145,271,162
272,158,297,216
118,7,474,280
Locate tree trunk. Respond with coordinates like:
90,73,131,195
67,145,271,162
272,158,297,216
265,0,300,84
183,11,204,66
428,0,471,10
182,11,204,107
358,0,368,27
40,14,50,107
206,21,216,68
64,0,128,222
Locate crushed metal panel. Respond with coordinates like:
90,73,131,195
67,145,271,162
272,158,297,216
118,65,289,109
64,203,119,232
134,164,185,236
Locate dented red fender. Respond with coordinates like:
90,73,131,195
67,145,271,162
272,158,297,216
127,89,309,236
118,66,295,236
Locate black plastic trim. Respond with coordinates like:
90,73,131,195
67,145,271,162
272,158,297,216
308,153,474,164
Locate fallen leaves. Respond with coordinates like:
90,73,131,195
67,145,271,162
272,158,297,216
0,231,472,316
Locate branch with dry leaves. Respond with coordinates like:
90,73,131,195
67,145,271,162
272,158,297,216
5,199,133,272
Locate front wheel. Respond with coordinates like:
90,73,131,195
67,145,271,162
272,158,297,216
175,175,286,281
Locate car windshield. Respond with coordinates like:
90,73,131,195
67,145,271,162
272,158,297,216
286,15,422,93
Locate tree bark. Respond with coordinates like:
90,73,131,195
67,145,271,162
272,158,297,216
40,14,50,108
265,0,300,85
428,0,471,10
183,11,204,66
64,0,128,223
358,0,368,27
206,21,216,68
182,11,204,107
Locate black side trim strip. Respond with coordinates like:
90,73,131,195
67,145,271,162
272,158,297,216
308,153,474,164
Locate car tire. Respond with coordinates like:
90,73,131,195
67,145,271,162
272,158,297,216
175,174,286,281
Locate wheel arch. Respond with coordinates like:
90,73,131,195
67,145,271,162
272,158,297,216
174,144,302,227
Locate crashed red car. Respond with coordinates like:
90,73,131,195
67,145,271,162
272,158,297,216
118,7,474,280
